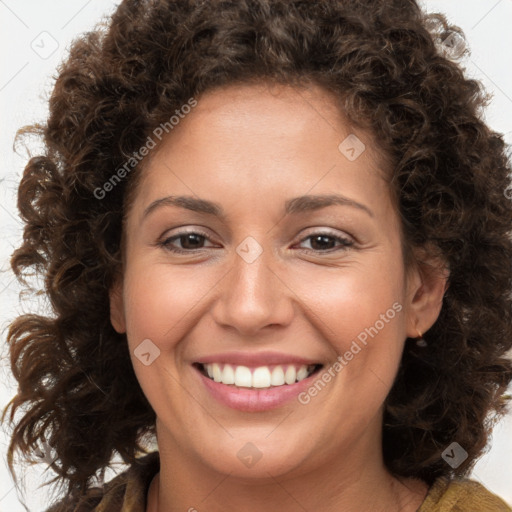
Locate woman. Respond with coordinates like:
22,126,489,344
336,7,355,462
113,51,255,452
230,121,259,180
3,0,512,510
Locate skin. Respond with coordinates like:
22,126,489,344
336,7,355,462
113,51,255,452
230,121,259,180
110,82,448,512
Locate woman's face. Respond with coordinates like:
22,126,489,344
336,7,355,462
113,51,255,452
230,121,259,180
111,82,443,479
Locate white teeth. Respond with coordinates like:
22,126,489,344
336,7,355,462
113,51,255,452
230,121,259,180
284,365,297,385
221,364,235,385
202,363,315,388
252,367,271,388
296,366,309,381
212,363,222,382
234,366,252,387
270,366,285,386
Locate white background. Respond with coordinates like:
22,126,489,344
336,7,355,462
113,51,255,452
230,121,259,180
1,1,511,510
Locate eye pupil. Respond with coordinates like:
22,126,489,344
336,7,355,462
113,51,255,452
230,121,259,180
310,235,335,250
180,233,204,249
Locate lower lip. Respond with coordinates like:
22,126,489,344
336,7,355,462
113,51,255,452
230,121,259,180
195,366,321,412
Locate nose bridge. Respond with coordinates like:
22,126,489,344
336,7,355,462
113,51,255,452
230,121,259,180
211,236,293,334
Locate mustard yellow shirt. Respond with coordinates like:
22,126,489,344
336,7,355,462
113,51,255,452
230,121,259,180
418,476,511,512
46,451,512,511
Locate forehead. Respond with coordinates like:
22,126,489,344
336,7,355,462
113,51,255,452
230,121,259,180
164,81,356,151
128,81,393,219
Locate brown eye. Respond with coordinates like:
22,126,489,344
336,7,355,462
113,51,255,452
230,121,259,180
298,233,353,253
175,233,206,249
159,230,215,254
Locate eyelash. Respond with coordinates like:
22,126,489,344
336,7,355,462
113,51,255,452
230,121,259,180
158,230,354,255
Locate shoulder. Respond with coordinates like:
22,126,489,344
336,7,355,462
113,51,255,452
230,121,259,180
45,451,160,512
418,477,512,512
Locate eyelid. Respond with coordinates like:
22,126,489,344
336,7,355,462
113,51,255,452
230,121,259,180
297,227,354,243
160,227,211,240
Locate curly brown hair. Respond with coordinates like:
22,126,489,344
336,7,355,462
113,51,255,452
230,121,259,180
3,0,512,506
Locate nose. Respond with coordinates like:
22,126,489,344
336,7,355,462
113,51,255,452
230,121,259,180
210,241,295,337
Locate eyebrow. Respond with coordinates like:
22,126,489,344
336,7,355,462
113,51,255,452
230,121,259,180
142,193,374,221
285,194,373,217
143,195,223,220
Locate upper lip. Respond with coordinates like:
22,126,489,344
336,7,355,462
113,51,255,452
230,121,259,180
195,351,322,367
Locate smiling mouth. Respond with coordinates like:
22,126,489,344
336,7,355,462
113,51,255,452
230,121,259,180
194,362,323,389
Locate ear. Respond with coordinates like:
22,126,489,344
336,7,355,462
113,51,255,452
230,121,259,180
405,247,449,338
109,277,126,334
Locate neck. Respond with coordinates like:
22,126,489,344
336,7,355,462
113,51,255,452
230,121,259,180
147,420,428,512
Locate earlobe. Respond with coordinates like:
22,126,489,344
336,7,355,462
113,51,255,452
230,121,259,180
109,279,126,333
405,251,449,338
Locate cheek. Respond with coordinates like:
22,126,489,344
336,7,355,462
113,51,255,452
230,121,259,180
300,256,405,340
120,261,210,411
298,252,407,386
121,261,213,350
333,276,406,393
